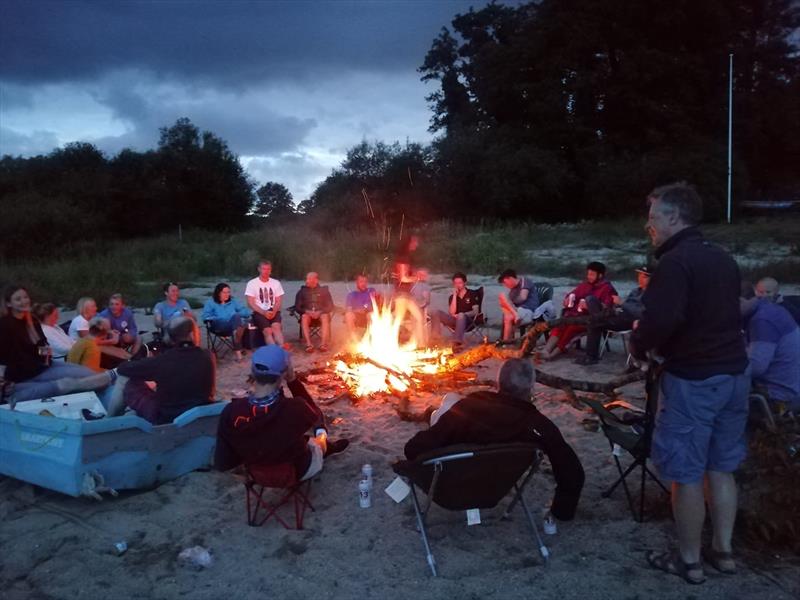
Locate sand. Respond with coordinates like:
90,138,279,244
2,277,799,599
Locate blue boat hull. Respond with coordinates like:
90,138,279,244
0,402,226,497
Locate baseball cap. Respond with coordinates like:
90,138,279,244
635,265,653,276
251,345,288,377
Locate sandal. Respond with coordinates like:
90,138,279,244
646,550,706,585
702,548,736,575
319,345,329,353
305,346,315,354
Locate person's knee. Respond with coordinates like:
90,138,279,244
301,314,310,324
456,313,467,323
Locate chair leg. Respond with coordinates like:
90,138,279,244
515,484,549,564
410,485,437,576
603,455,640,521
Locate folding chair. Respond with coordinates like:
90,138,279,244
519,282,553,340
598,329,632,360
287,305,321,343
204,320,236,358
580,365,668,522
461,286,487,342
748,391,777,432
393,442,549,576
244,463,314,530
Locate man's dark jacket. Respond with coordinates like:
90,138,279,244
404,390,584,521
631,227,747,379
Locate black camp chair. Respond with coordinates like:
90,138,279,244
286,305,321,343
519,282,554,340
204,320,237,358
443,286,487,343
580,364,668,522
393,442,549,576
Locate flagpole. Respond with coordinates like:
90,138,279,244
727,53,733,224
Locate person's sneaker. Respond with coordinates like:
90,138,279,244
575,355,599,366
81,408,105,421
324,438,350,457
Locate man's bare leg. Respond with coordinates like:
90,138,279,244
672,480,706,573
706,470,738,569
272,323,285,346
301,314,313,348
320,313,331,348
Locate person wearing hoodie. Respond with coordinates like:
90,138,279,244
214,345,349,479
404,358,585,523
539,261,618,361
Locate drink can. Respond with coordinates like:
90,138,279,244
114,541,128,556
361,463,373,483
568,293,576,308
358,479,371,508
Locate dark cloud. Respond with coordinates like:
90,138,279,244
0,0,492,197
0,0,480,86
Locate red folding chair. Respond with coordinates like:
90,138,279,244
244,463,314,530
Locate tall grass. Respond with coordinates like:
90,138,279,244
1,217,797,307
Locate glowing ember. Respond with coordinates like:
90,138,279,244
335,300,452,396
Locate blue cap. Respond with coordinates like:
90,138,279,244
251,345,288,377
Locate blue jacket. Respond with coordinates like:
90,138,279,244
202,298,251,322
745,299,800,405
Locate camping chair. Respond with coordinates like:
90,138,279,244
519,282,554,340
580,364,668,522
748,391,777,432
393,442,549,576
244,463,314,530
204,320,236,358
287,305,322,343
450,286,487,342
598,329,632,361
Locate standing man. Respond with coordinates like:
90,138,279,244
631,183,749,585
245,260,286,347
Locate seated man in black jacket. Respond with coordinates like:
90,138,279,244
107,317,215,424
215,345,348,479
294,272,335,353
404,358,585,523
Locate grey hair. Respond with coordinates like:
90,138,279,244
167,316,194,343
647,181,703,226
497,358,535,399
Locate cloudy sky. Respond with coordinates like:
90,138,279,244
0,0,489,201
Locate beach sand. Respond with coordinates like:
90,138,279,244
2,277,798,599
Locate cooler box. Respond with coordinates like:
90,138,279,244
0,392,227,498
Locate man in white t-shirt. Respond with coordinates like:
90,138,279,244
245,260,286,347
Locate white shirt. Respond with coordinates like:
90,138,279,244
245,277,285,311
68,315,89,340
42,323,74,359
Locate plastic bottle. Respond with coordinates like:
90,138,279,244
359,479,371,508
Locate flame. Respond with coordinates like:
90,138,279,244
335,300,452,396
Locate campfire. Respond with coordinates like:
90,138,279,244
334,301,453,397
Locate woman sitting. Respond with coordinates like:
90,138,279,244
202,283,251,361
0,286,114,404
33,303,74,361
67,317,112,372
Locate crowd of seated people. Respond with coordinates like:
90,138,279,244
539,262,617,361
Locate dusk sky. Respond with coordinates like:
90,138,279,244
0,0,491,201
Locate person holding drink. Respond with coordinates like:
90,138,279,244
0,285,114,404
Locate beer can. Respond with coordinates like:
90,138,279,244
568,293,576,308
361,463,373,487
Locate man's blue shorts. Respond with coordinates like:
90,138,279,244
651,369,750,484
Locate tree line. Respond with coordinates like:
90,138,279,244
2,0,798,257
